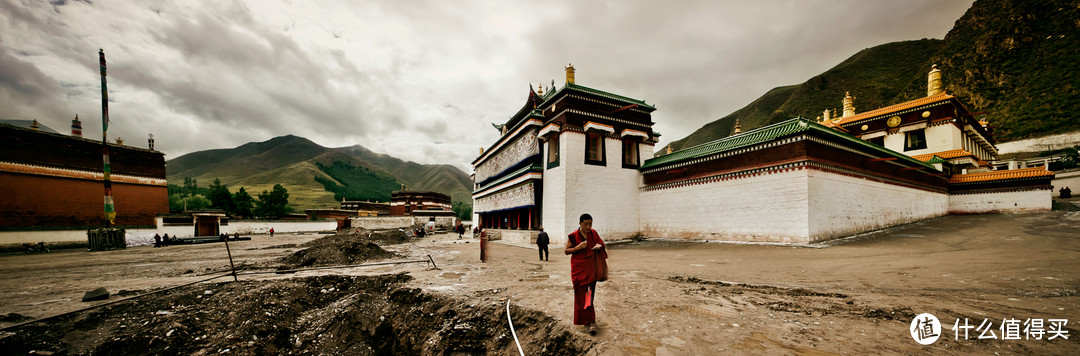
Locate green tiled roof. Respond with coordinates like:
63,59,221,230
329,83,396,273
474,163,543,194
640,117,935,171
925,156,946,164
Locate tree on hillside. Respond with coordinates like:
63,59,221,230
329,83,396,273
255,184,290,219
183,177,199,196
233,187,255,218
169,193,211,212
452,201,472,221
207,178,236,215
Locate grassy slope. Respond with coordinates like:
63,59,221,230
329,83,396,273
666,40,941,152
166,137,473,211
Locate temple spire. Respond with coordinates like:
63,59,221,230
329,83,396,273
71,114,83,137
565,63,575,85
927,64,943,96
842,92,855,117
733,119,742,134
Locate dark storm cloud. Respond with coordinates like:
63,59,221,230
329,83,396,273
0,0,974,171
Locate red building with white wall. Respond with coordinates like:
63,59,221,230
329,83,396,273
0,122,168,228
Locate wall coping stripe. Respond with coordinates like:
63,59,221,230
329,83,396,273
0,161,167,186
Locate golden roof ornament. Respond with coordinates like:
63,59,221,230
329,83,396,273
565,63,575,85
30,119,39,130
927,64,943,97
842,92,855,117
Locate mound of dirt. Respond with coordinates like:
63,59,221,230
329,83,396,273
0,274,589,355
280,230,409,268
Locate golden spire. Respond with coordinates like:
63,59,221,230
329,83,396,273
537,82,544,95
927,64,943,96
842,92,855,117
823,108,831,121
565,63,575,85
733,119,742,134
30,119,39,130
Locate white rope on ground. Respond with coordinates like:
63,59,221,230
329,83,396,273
506,296,525,356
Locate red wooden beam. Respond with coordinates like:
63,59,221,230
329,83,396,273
612,104,638,113
901,167,924,171
867,157,897,162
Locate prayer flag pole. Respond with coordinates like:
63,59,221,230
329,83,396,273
100,49,115,226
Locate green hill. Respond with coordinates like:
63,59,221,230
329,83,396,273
662,0,1080,154
166,136,473,214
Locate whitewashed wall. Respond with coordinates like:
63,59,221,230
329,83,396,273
350,216,456,230
541,133,568,245
807,169,948,242
1052,169,1080,195
996,130,1080,154
558,133,642,241
640,168,811,243
948,189,1052,213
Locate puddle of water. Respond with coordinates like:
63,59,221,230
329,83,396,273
439,272,465,279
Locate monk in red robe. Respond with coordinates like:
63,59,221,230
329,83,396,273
478,225,488,262
565,213,606,335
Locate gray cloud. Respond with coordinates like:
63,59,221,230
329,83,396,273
0,0,975,172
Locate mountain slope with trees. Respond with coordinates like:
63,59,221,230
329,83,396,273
662,0,1080,154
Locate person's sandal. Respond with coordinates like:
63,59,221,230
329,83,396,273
588,323,597,335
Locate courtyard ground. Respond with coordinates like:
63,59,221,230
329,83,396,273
1,208,1078,354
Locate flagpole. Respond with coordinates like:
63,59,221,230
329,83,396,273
100,49,115,227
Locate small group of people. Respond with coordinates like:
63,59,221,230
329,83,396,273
414,228,427,238
153,233,171,248
475,213,606,335
1060,186,1072,198
454,222,466,239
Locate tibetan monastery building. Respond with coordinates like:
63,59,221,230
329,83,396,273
0,120,168,229
472,65,1053,246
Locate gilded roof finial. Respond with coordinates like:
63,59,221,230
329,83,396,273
842,91,855,117
927,64,944,97
565,63,575,85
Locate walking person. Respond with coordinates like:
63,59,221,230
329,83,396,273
269,228,274,237
536,226,549,261
153,233,161,248
565,213,607,335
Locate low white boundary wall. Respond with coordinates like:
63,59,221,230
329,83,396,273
640,168,811,243
808,169,948,242
949,189,1052,214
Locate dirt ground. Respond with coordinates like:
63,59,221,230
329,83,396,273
1,208,1079,355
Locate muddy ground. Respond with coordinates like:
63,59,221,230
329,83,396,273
1,207,1079,354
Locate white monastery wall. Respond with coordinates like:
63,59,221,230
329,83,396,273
349,216,455,230
1052,169,1080,194
807,169,948,242
996,130,1080,154
541,133,568,245
560,134,642,241
948,189,1052,214
639,168,811,243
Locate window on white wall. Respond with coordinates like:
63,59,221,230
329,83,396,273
905,130,927,151
547,134,560,169
622,139,639,168
585,132,605,166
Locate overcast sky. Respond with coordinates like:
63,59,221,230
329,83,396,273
0,0,975,173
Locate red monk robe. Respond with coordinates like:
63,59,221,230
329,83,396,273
568,228,606,326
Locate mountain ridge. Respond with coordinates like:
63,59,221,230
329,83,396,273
662,0,1080,154
166,136,473,213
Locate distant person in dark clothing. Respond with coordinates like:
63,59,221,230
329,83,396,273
1062,187,1072,199
162,233,170,246
536,226,550,261
153,233,161,248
